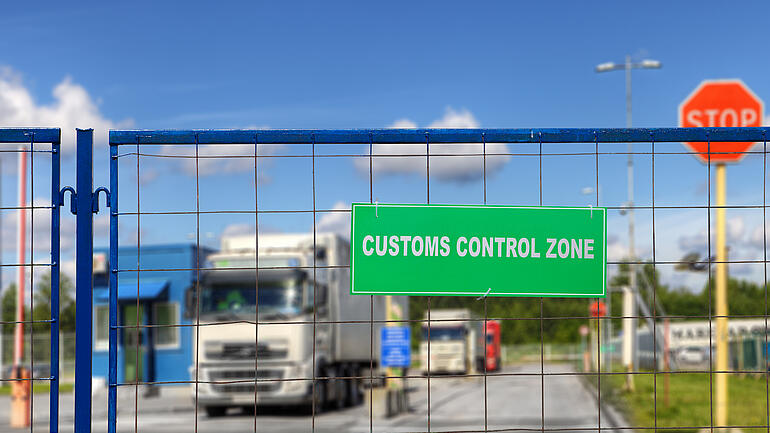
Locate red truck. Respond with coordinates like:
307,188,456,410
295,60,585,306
484,320,502,372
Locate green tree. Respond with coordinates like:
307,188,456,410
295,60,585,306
31,271,75,333
408,261,770,349
1,271,75,335
408,295,591,347
1,283,30,335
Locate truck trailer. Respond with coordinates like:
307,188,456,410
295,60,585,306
192,233,406,416
419,309,485,375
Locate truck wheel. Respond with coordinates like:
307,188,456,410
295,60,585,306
345,366,362,407
311,380,326,415
204,406,227,417
332,366,347,410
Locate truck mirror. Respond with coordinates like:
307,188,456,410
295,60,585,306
184,287,196,319
315,248,326,260
311,284,328,308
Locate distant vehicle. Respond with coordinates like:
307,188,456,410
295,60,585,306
676,346,706,364
193,233,407,417
420,309,484,375
484,320,502,372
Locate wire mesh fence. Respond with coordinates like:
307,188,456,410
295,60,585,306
0,128,61,433
94,127,770,433
0,334,75,382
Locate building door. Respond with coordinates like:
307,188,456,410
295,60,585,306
123,304,145,383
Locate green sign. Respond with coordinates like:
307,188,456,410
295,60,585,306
350,203,606,298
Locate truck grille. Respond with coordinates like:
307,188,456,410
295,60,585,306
207,343,287,360
209,369,283,394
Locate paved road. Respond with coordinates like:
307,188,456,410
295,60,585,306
0,363,625,432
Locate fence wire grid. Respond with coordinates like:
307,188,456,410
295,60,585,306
101,128,770,433
0,128,61,433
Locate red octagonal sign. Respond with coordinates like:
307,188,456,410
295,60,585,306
679,79,764,163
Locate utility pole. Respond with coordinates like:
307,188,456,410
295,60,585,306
625,54,638,391
595,55,661,390
715,163,728,426
11,146,29,428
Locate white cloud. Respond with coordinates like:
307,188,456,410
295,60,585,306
678,216,745,252
0,66,131,154
750,222,770,250
217,222,282,245
2,198,70,254
315,201,350,239
605,234,652,263
606,235,628,262
139,168,160,186
728,217,746,240
390,119,417,129
160,142,283,180
427,107,479,129
221,223,256,238
0,197,110,255
353,107,511,182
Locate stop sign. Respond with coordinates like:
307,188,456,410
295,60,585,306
679,79,764,163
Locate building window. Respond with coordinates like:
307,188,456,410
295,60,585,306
154,302,179,349
95,305,109,351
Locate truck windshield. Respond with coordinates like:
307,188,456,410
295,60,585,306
200,280,305,318
422,327,465,341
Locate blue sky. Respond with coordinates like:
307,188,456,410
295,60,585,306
2,0,770,293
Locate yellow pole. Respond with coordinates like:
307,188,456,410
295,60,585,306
715,162,728,427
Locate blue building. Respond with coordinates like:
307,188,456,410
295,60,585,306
92,244,212,387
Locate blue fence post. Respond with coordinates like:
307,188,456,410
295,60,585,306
108,142,118,433
50,134,61,433
74,129,94,433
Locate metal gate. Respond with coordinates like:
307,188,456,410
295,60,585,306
0,128,61,432
91,127,769,433
6,126,766,432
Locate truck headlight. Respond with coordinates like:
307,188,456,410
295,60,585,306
290,360,312,379
289,364,303,380
284,379,305,393
205,342,224,359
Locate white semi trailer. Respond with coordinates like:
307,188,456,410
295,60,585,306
420,309,484,375
192,233,406,416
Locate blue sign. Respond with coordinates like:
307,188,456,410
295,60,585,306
381,326,411,368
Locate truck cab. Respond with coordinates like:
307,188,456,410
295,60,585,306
419,309,483,375
193,233,402,416
194,262,327,416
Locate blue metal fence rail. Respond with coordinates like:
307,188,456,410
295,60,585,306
109,127,770,144
0,128,60,433
108,142,118,433
74,129,96,433
49,131,61,433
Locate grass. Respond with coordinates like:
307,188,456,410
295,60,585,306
601,371,770,431
0,382,73,395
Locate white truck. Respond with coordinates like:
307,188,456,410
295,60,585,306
193,233,406,416
420,309,484,375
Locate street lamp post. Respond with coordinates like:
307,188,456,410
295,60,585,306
595,55,661,390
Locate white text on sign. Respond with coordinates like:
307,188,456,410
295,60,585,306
361,235,595,259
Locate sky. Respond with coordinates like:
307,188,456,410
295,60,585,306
1,0,770,294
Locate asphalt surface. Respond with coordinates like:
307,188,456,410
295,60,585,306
0,363,626,432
